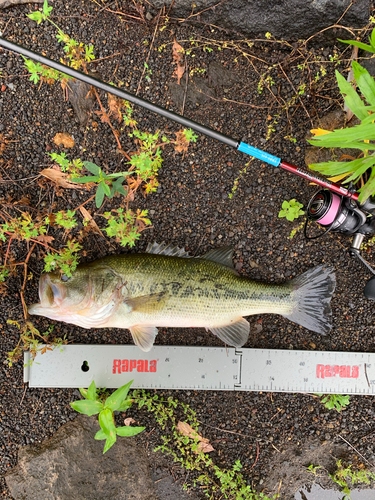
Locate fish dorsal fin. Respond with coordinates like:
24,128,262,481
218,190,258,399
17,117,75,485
146,241,190,258
124,292,167,313
209,318,250,348
201,246,234,268
129,325,158,352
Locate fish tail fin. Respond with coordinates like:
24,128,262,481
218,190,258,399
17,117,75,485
283,265,336,335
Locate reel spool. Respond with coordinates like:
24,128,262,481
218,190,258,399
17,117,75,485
306,189,375,299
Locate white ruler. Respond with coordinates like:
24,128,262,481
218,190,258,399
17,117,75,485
24,345,375,395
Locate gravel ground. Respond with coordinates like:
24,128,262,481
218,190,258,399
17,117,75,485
1,1,375,499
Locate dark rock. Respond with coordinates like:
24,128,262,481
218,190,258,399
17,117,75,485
5,415,157,500
151,0,370,39
207,61,235,88
169,77,216,108
67,73,99,126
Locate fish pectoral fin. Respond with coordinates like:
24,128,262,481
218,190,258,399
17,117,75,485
124,292,167,313
209,318,250,348
130,325,158,352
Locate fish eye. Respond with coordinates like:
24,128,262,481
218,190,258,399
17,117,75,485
61,274,70,282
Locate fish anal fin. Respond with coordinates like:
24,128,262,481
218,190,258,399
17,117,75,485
202,246,235,269
130,325,158,352
124,292,167,313
209,318,250,348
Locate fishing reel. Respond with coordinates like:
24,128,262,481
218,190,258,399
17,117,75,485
306,188,375,299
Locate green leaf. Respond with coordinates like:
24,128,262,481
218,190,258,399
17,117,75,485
101,181,111,197
281,201,289,209
105,380,134,411
103,434,117,453
337,39,375,54
99,408,117,439
79,388,88,399
95,429,107,440
86,380,97,401
42,0,52,17
116,425,145,437
278,210,287,218
83,161,101,175
352,61,375,107
336,69,368,121
27,11,43,24
371,28,375,50
95,182,105,208
71,176,99,183
70,399,103,416
116,400,132,412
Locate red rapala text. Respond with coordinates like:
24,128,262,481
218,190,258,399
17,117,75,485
113,359,157,374
316,364,359,379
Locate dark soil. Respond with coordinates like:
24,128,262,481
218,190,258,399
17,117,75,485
1,1,375,499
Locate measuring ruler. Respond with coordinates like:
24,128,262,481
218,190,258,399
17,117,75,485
24,345,375,395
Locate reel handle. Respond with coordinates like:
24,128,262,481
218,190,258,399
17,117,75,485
349,233,375,300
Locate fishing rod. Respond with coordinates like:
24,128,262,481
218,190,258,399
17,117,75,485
1,36,375,297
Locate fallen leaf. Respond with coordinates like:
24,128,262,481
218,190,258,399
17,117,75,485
35,234,55,245
79,206,103,236
107,93,123,122
177,421,214,454
40,169,82,189
53,132,75,148
124,417,136,426
172,41,185,85
95,110,111,124
174,130,190,154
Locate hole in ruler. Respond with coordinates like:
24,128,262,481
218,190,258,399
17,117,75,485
81,360,89,372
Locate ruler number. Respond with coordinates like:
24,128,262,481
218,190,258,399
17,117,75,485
199,358,203,363
266,360,272,365
165,358,170,362
300,362,305,366
304,378,308,382
232,359,238,364
233,375,238,380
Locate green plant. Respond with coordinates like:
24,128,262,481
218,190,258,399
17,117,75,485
71,380,144,453
43,239,82,277
133,390,277,499
278,199,305,221
289,220,305,239
308,56,375,202
103,208,151,247
6,320,67,367
316,393,350,412
329,459,375,499
49,153,84,178
48,210,78,230
306,464,323,475
144,62,152,81
71,161,130,208
26,0,94,84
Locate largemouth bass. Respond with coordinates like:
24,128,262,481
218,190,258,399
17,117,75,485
28,242,336,351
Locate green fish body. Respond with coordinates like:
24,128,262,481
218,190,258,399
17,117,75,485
28,242,336,351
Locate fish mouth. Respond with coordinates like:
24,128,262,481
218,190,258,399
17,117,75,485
28,274,66,315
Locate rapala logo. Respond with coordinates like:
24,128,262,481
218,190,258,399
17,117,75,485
113,359,157,374
316,364,359,379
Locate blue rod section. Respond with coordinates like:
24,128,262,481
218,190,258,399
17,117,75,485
238,142,281,167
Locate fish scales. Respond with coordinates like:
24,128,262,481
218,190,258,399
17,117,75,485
28,242,336,352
